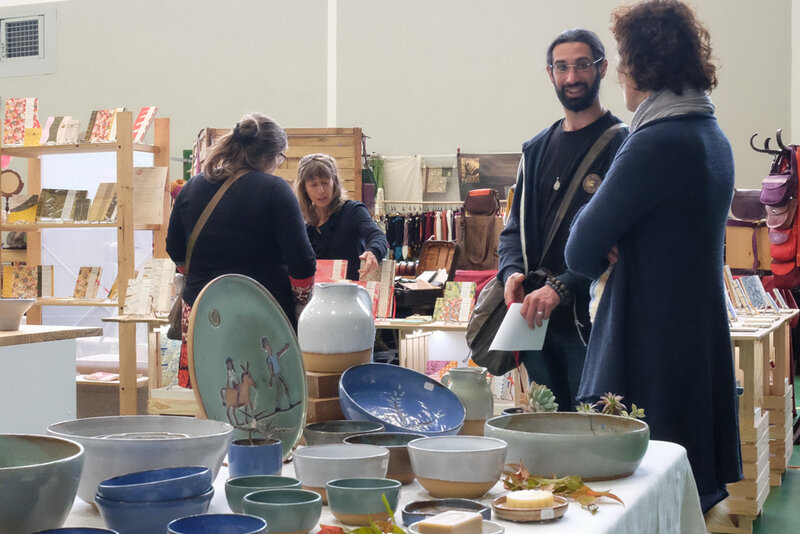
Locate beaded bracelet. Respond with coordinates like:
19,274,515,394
545,275,571,304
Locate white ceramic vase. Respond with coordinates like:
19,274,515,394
298,283,375,373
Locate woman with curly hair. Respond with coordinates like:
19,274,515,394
565,0,742,512
167,113,316,387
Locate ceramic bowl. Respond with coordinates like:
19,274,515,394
47,415,232,504
339,363,465,436
326,477,402,526
0,434,84,534
407,436,507,499
303,420,384,445
484,412,650,480
97,466,212,502
34,529,118,533
242,488,322,534
491,494,569,523
344,431,425,484
0,297,35,330
168,513,268,534
292,443,389,502
95,487,214,534
401,498,492,526
225,475,302,513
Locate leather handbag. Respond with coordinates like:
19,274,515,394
730,189,765,221
760,172,794,206
766,199,797,230
166,170,247,340
463,188,500,216
455,214,503,270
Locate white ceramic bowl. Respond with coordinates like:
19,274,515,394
0,298,34,330
408,436,507,499
292,443,389,502
47,415,232,504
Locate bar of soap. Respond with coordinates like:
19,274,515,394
506,489,555,508
416,510,483,534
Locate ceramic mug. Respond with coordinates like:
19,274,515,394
228,438,282,478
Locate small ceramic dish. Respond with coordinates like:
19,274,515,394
401,498,491,526
407,519,505,534
491,494,569,522
97,466,212,502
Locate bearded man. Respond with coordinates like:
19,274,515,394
497,28,629,408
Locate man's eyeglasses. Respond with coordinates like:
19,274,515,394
549,57,604,75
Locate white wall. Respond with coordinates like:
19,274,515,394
0,0,794,187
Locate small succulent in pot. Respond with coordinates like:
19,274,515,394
575,392,645,420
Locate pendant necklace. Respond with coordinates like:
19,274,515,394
553,177,561,191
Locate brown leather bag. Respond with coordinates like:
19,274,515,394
455,214,504,270
463,188,500,216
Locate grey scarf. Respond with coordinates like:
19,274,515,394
630,87,715,132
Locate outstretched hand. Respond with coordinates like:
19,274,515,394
358,251,379,278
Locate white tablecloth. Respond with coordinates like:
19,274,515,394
65,440,706,534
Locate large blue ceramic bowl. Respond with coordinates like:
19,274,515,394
168,513,268,534
0,434,84,534
97,466,212,502
339,363,465,436
95,487,214,534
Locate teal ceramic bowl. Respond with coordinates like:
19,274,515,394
0,434,84,534
225,475,302,513
242,488,322,534
326,477,402,526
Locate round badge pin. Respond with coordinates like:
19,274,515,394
583,173,601,194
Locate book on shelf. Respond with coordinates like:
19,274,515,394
123,258,176,316
41,116,56,144
89,108,119,143
133,166,169,225
132,106,158,143
108,270,138,301
316,259,348,283
3,97,40,146
23,127,41,146
738,275,770,310
2,264,53,298
88,183,117,222
36,189,89,221
433,296,475,323
73,266,102,299
71,197,91,221
443,281,476,300
82,110,98,142
107,107,126,141
7,194,39,224
376,259,395,319
61,118,81,144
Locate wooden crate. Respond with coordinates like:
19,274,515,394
307,396,344,423
725,222,770,271
306,371,341,399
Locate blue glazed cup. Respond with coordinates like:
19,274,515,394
228,438,282,478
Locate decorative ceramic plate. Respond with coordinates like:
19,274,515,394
188,274,307,459
491,495,569,522
408,519,504,534
401,498,491,525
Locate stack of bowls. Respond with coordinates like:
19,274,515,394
292,443,390,503
94,466,214,534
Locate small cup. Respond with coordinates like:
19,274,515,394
326,477,402,526
225,475,302,513
227,438,282,478
242,488,322,534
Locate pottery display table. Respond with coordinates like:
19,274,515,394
0,324,102,434
65,440,706,533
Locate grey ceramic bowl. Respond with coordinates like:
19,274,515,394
484,412,650,480
326,477,402,526
0,434,85,534
225,475,302,513
47,415,232,504
302,420,384,445
344,432,425,484
242,488,322,534
408,436,507,499
292,443,389,503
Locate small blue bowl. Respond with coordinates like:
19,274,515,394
34,529,118,533
97,466,212,502
339,363,465,436
95,487,214,534
168,513,268,534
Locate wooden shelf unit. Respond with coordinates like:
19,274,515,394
0,112,171,415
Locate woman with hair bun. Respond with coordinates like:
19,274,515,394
167,112,316,388
565,0,742,512
294,153,387,281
